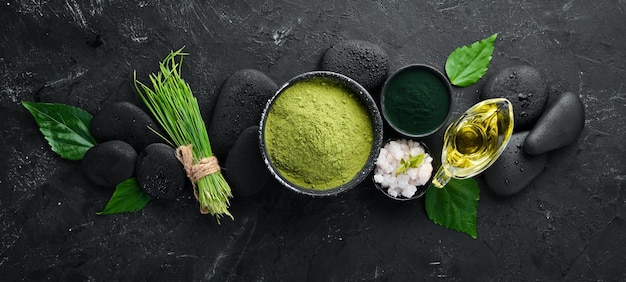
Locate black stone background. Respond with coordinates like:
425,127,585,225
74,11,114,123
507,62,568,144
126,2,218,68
1,0,625,281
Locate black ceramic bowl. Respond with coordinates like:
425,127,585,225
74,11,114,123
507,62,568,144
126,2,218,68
380,64,453,138
259,71,384,196
373,139,433,201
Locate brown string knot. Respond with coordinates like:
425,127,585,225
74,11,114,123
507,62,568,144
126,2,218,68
175,144,220,214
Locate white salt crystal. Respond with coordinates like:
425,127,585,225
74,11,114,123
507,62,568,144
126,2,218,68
382,174,392,186
397,174,410,186
386,153,395,163
373,174,384,183
406,167,419,180
402,185,417,198
388,187,399,198
383,163,394,174
389,142,403,160
399,143,409,153
416,164,433,185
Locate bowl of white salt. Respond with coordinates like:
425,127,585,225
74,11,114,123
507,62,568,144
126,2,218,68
372,139,434,200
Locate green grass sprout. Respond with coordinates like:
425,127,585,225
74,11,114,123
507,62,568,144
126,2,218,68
134,47,233,221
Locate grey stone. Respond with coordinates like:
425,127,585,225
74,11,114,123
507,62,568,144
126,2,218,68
484,131,547,196
480,65,549,129
224,126,270,197
320,40,389,91
90,101,163,152
208,69,277,160
81,140,137,187
524,91,585,155
136,143,186,201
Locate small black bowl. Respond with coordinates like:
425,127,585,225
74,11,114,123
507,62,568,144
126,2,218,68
380,64,453,138
373,139,433,201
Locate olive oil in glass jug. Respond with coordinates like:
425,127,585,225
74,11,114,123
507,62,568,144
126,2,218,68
432,98,514,188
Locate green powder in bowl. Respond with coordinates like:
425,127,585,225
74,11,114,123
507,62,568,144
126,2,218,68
381,64,452,137
260,71,383,196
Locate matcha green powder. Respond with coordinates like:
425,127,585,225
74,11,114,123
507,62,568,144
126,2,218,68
264,78,373,190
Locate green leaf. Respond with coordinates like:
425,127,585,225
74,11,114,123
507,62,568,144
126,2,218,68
97,178,150,215
445,33,498,87
409,154,424,168
425,178,480,238
22,101,98,160
396,154,425,176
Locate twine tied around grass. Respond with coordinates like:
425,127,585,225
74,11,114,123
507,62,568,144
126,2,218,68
175,144,221,214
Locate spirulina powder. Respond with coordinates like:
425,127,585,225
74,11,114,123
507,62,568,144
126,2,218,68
382,67,451,135
264,78,373,190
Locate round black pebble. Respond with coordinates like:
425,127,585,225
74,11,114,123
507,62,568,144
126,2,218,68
90,101,164,152
320,40,389,91
224,126,271,197
208,69,277,160
480,65,549,130
483,131,547,196
136,143,186,201
82,140,137,187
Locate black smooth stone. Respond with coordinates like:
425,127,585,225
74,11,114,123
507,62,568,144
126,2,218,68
224,126,271,197
136,143,186,201
524,91,585,155
90,101,164,152
480,65,549,130
208,69,277,160
81,140,137,187
320,40,389,91
483,131,547,196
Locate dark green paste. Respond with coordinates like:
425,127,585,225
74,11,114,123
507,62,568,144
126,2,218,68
382,67,451,135
264,78,373,190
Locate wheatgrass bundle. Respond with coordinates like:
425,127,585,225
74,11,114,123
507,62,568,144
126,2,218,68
134,48,233,220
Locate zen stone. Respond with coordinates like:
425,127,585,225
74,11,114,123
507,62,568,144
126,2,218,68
480,65,549,129
136,143,186,201
224,126,270,197
320,40,389,91
524,91,585,155
208,69,277,160
82,140,137,187
90,101,163,152
484,131,547,196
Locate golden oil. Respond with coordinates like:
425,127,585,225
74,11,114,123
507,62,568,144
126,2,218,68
432,98,514,188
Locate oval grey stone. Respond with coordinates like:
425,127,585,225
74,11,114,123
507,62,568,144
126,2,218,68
224,126,270,197
320,40,389,91
480,65,549,130
483,131,547,196
90,101,163,152
208,69,277,160
524,91,585,155
136,143,186,201
82,140,137,187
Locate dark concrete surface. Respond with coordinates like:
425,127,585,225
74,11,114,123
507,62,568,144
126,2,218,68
1,0,625,281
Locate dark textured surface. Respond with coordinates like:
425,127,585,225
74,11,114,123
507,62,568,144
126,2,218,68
1,1,625,281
